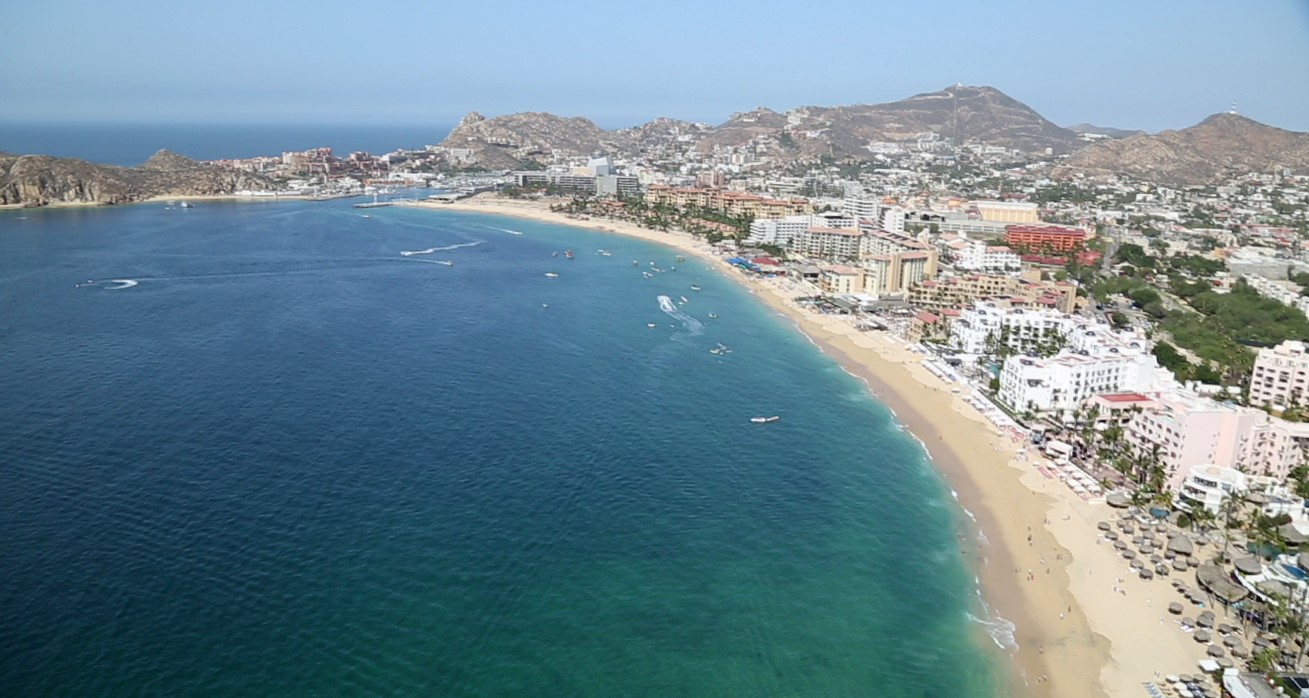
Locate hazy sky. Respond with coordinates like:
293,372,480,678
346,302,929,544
3,0,1307,132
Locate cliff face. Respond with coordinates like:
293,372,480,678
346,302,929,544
439,112,616,169
1061,114,1309,184
0,150,275,207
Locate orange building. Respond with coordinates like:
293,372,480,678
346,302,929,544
1004,225,1087,253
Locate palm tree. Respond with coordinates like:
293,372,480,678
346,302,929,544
1218,491,1247,564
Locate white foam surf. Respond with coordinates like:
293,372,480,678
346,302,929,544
656,295,704,335
400,248,437,257
494,227,524,236
105,279,139,290
966,610,1019,651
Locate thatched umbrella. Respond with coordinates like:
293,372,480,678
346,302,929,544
1156,564,1170,576
1167,536,1195,556
1207,644,1225,657
1106,531,1119,541
1188,556,1200,567
1194,629,1212,643
1168,602,1184,614
1123,549,1138,559
1198,610,1215,627
1182,616,1196,627
1107,492,1130,508
1216,657,1234,669
1173,559,1189,572
1234,557,1263,575
1097,521,1112,531
1140,568,1155,580
1131,559,1145,570
1133,535,1145,546
1231,646,1249,659
1223,635,1242,648
1279,524,1308,546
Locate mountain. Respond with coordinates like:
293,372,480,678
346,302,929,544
1066,123,1145,139
0,149,275,206
439,111,617,169
438,85,1083,168
1062,113,1309,184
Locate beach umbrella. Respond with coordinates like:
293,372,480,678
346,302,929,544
1123,549,1137,559
1106,531,1119,541
1234,557,1263,575
1198,612,1215,628
1098,521,1111,531
1167,537,1195,555
1156,564,1169,575
1169,602,1184,614
1231,646,1248,658
1223,636,1241,648
1220,624,1235,635
1131,559,1144,569
1188,556,1200,567
1176,688,1193,698
1133,536,1145,546
1114,540,1127,550
1194,629,1211,643
1150,554,1163,563
1216,658,1234,669
1182,616,1196,627
1107,492,1130,508
1140,568,1154,580
1207,644,1225,657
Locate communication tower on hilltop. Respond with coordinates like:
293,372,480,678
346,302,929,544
1229,101,1238,115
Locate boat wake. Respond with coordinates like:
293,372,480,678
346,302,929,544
400,241,484,257
400,248,437,257
77,278,140,290
656,295,704,335
493,227,524,236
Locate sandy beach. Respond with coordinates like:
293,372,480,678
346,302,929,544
403,194,1212,697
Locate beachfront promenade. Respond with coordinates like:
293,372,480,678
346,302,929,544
402,194,1249,698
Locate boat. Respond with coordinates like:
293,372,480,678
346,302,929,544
564,250,575,259
542,304,549,309
708,313,719,319
750,416,781,423
676,255,685,262
553,252,559,257
679,296,689,303
178,201,195,209
353,193,392,209
647,323,657,328
690,285,702,292
544,272,559,278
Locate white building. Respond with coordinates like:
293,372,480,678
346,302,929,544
1178,465,1248,513
999,351,1159,416
952,237,1022,272
842,198,882,221
746,214,853,248
950,303,1073,355
796,226,864,260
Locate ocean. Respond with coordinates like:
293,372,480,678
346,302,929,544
0,123,453,166
0,200,1004,695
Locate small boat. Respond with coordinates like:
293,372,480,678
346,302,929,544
542,304,549,309
690,285,702,292
675,256,685,262
647,323,657,328
750,416,781,424
633,260,639,266
708,313,719,319
544,273,559,278
679,296,689,303
564,250,575,259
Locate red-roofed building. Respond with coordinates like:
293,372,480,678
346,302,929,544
1006,225,1088,254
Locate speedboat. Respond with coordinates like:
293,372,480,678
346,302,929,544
690,285,702,292
647,323,657,328
708,313,719,319
564,250,575,259
749,416,781,423
545,272,559,278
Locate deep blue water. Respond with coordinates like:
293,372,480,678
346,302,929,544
0,123,454,166
0,201,1002,695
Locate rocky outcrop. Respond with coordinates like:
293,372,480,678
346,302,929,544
0,150,275,207
439,112,614,169
1061,113,1309,184
1066,123,1145,139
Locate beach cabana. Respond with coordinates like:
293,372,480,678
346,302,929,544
1196,563,1250,604
1233,557,1263,575
1167,536,1195,556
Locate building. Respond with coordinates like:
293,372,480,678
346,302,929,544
645,186,813,219
842,198,882,220
952,303,1074,355
942,233,1023,273
909,273,1077,314
818,265,864,295
1004,225,1088,254
1178,465,1248,513
797,226,864,260
512,171,638,197
981,306,1160,413
1249,340,1309,411
975,200,1039,224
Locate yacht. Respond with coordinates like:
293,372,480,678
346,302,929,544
690,285,702,292
708,313,719,319
750,416,781,423
544,272,559,278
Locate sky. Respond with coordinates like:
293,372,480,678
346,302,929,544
2,0,1307,132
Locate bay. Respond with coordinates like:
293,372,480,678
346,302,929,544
0,200,1001,695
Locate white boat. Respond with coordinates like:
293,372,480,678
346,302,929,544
750,416,781,423
708,313,719,319
680,296,689,303
544,273,559,278
690,285,701,291
647,323,657,328
178,201,194,208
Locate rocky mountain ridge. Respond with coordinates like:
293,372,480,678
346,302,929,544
0,150,275,207
439,85,1086,168
1061,113,1309,185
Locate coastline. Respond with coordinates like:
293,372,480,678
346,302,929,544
1,193,317,211
403,194,1203,698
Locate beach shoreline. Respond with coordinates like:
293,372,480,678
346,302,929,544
402,193,1217,698
404,195,1097,696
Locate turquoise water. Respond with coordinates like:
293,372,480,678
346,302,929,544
0,201,1002,695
